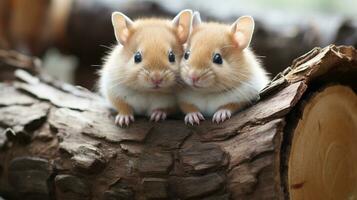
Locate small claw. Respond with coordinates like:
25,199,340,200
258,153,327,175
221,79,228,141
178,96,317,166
184,112,204,126
189,116,194,126
212,112,218,123
214,112,219,123
198,112,205,120
121,116,125,126
212,109,232,124
125,116,130,126
192,113,199,123
155,112,161,122
185,115,193,125
150,109,167,122
119,116,124,126
184,115,190,125
115,114,134,127
150,113,155,121
220,112,226,122
195,119,200,125
227,111,232,118
115,115,120,124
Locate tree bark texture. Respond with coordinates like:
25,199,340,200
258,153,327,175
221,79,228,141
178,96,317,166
0,45,356,199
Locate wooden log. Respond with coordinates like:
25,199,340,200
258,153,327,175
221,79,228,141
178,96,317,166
0,45,356,199
288,85,357,200
0,50,40,81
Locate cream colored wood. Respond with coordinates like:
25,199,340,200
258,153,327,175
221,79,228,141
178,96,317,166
289,85,357,200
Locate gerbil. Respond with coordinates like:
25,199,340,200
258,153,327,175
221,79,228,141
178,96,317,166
178,12,270,125
99,10,192,127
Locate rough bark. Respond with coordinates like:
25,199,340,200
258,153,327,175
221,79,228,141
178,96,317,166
0,45,356,200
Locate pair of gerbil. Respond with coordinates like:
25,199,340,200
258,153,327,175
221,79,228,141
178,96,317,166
99,9,269,127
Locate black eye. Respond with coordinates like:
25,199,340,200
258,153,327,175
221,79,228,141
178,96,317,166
168,51,175,63
184,51,190,60
134,51,142,63
212,53,223,64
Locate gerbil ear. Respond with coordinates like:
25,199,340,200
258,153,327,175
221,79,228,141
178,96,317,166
112,12,133,45
230,16,255,50
192,11,202,29
172,9,193,44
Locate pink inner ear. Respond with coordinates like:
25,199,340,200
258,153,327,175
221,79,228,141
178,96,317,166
177,25,187,43
120,29,130,44
233,32,247,50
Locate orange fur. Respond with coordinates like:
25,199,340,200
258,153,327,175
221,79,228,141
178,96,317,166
219,102,247,113
108,95,133,115
126,18,185,68
179,102,200,113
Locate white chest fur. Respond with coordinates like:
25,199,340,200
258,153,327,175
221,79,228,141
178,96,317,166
178,71,269,116
101,81,176,116
116,86,175,115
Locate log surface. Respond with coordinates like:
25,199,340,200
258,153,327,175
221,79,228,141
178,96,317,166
0,45,356,199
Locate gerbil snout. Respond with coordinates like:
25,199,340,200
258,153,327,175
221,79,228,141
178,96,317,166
150,72,164,88
191,75,200,84
184,69,214,88
151,77,163,86
189,71,201,86
145,71,174,90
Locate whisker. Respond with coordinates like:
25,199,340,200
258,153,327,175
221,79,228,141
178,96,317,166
199,69,213,78
100,44,115,50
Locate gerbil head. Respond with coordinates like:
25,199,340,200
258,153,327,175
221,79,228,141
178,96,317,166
110,10,192,92
181,12,255,92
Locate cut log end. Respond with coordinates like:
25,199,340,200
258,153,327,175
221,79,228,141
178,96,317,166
288,85,357,200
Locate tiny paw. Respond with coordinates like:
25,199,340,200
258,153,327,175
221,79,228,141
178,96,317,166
184,112,205,125
212,109,231,124
150,109,167,122
115,114,134,127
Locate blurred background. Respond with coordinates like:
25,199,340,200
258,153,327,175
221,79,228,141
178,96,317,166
0,0,356,90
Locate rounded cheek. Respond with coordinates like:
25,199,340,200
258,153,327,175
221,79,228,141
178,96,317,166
202,70,218,87
163,73,176,88
213,66,231,86
143,73,151,82
114,66,130,83
131,70,146,86
200,77,214,87
161,80,171,88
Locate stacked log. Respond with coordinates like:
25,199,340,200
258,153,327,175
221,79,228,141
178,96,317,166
0,45,356,199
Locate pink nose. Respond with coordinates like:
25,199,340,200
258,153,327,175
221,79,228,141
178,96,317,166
152,78,163,85
191,75,200,83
